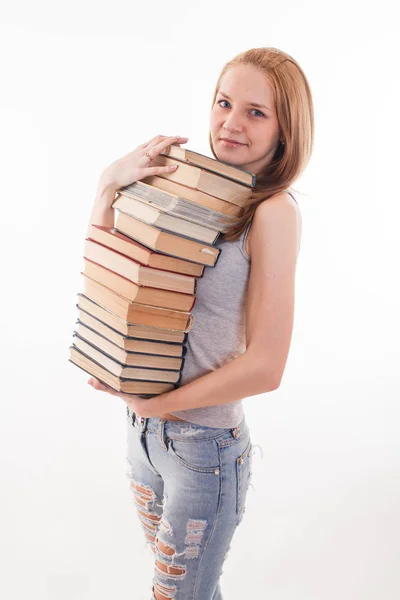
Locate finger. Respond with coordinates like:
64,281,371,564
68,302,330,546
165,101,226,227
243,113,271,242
141,134,176,150
156,137,189,157
88,377,118,396
145,136,188,156
141,137,188,167
141,164,180,177
140,134,166,148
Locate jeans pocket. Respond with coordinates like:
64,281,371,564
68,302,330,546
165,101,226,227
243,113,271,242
168,438,221,474
236,438,252,519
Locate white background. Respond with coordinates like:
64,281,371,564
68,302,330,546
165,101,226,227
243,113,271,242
0,1,399,599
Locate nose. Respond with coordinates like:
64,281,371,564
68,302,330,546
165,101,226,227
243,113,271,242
222,109,244,133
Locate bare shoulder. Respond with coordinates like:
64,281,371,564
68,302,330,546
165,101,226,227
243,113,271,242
245,191,302,259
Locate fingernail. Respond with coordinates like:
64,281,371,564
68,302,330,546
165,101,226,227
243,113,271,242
169,164,178,170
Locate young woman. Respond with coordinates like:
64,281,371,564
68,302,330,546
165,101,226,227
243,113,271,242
86,47,313,599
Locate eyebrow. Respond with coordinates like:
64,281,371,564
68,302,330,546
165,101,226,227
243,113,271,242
218,91,272,112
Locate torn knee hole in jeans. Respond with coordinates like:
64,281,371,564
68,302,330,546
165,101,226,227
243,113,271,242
153,581,177,600
152,516,207,593
128,478,162,554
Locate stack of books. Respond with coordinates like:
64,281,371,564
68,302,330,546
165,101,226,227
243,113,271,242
68,147,256,396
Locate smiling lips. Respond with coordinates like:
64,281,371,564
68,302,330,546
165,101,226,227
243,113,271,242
220,138,247,146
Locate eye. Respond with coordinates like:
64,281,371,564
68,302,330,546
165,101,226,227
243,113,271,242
217,99,230,108
216,99,265,118
250,109,266,118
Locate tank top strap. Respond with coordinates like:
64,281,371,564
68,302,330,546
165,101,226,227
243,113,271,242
285,188,298,204
239,218,253,261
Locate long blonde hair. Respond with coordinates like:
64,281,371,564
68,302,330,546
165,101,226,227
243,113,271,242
209,47,314,242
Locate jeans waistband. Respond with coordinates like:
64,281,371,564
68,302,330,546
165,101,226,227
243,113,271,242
126,406,247,441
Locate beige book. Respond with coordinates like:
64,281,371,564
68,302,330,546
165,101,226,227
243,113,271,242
69,346,175,395
161,145,256,187
76,308,186,356
115,211,221,267
142,175,242,216
113,194,220,244
150,155,252,205
74,324,184,370
72,336,181,383
76,294,188,342
87,224,204,277
81,277,194,332
84,238,196,294
82,259,196,312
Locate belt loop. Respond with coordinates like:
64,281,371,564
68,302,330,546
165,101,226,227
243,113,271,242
139,416,148,433
127,406,136,426
159,419,168,451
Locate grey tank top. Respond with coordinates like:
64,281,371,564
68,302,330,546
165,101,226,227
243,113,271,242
170,190,298,428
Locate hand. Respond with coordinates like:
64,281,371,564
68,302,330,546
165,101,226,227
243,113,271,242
87,377,160,418
99,134,189,192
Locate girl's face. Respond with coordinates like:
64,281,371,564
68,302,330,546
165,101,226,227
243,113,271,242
210,64,281,175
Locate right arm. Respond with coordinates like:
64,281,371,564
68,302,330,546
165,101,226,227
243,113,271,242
86,179,117,238
85,134,189,238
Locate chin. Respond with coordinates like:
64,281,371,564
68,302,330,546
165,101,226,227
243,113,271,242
216,146,248,162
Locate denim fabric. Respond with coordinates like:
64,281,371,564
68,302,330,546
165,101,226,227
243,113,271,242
125,406,253,599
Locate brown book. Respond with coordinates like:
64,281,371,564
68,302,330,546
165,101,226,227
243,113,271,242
76,294,188,343
160,145,256,187
69,346,175,395
87,224,204,278
76,309,186,357
82,260,196,312
115,211,221,267
141,175,242,217
115,181,236,232
113,193,220,244
84,238,196,294
74,325,184,370
72,336,181,382
82,277,194,331
151,155,252,205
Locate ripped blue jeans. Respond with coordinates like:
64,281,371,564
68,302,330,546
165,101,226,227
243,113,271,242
125,406,254,600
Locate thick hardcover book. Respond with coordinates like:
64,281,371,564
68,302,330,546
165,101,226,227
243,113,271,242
113,194,220,244
76,294,189,343
114,181,236,231
115,211,221,267
76,310,187,356
160,145,256,188
87,224,205,278
129,176,241,217
69,348,177,396
73,325,185,370
71,336,184,383
82,277,194,331
82,261,197,312
84,238,197,294
150,154,253,205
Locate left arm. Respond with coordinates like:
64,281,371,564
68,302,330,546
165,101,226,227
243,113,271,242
88,193,302,416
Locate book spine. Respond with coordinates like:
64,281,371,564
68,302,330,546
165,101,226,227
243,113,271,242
75,305,187,347
75,318,185,359
68,358,174,395
72,333,184,372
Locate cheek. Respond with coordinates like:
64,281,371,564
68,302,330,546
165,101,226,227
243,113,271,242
209,110,219,129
